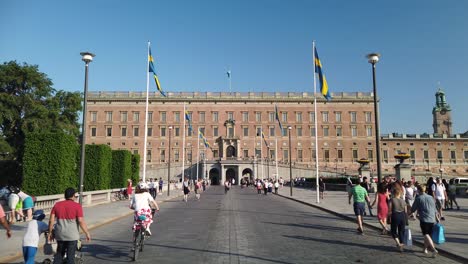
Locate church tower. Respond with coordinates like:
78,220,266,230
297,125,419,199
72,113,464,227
432,88,452,135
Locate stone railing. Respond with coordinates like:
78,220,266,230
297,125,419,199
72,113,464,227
34,183,181,212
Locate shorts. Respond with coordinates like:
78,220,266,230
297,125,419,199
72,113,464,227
23,196,34,209
8,193,19,210
435,199,445,210
405,198,414,207
353,202,366,216
420,222,434,236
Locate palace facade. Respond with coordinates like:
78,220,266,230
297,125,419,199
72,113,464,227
85,90,467,184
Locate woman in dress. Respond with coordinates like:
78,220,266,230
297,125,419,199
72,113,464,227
371,182,390,234
126,179,133,200
183,178,190,202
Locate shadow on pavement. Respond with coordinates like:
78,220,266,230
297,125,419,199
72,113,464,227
145,243,295,264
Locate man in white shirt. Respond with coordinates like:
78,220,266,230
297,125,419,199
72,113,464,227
431,178,447,221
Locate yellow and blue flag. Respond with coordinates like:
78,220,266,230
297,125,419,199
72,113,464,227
199,130,211,148
314,47,331,101
261,131,268,147
185,110,193,132
274,104,283,130
149,47,166,97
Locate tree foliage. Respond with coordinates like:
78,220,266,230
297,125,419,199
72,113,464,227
0,61,82,164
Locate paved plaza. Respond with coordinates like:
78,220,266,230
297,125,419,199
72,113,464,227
1,186,465,263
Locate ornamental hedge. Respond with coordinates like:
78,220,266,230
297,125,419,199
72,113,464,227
131,153,140,184
84,144,112,191
22,132,78,195
111,150,132,189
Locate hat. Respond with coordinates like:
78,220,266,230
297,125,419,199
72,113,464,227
64,187,76,199
33,210,46,221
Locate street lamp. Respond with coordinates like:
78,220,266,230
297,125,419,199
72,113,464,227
267,146,270,180
288,126,293,196
367,53,382,183
78,51,95,205
437,152,443,180
168,126,172,196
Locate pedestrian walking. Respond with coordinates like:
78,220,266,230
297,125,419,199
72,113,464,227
224,180,231,194
127,179,133,200
388,183,407,252
442,179,450,210
426,177,435,197
149,178,156,199
361,177,374,216
48,188,91,263
348,182,371,234
432,178,447,221
183,179,190,202
410,184,439,258
319,177,325,200
195,180,201,200
22,210,48,264
405,181,416,219
158,178,163,193
372,183,390,234
256,180,262,194
274,181,279,194
447,179,460,210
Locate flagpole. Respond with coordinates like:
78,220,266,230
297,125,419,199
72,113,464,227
197,130,200,181
275,137,279,181
142,41,150,182
182,102,186,183
261,127,264,180
313,41,320,204
253,127,256,179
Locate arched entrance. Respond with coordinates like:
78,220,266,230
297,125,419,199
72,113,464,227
226,168,236,185
209,168,220,185
226,146,236,158
242,168,254,183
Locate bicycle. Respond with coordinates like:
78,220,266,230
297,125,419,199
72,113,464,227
132,209,156,261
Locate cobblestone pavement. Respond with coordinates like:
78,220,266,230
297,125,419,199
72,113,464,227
12,186,461,264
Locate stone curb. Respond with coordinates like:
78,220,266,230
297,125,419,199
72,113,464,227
0,193,184,264
275,193,467,264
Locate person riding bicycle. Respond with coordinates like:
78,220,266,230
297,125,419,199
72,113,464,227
130,182,159,236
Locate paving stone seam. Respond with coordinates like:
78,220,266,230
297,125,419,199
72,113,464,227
274,192,467,264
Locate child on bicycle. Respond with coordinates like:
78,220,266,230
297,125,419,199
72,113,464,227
130,183,159,236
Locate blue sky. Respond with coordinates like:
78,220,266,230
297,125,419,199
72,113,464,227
1,0,467,134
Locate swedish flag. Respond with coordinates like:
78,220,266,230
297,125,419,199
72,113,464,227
261,131,268,147
274,104,283,130
149,47,166,97
314,47,331,101
185,110,193,132
199,130,211,148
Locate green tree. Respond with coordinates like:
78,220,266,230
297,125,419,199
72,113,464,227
0,61,82,182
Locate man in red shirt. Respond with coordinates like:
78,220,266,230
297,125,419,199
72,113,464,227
48,188,91,263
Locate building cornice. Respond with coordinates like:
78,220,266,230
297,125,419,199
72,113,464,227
87,91,375,103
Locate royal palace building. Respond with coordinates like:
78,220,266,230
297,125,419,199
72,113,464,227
85,89,468,184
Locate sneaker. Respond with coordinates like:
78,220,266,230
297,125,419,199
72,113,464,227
145,228,152,236
423,248,428,254
441,217,445,221
432,250,438,258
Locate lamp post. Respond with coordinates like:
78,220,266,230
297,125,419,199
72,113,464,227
267,146,270,179
288,126,293,196
439,159,443,180
78,52,95,205
367,53,382,183
168,126,172,196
